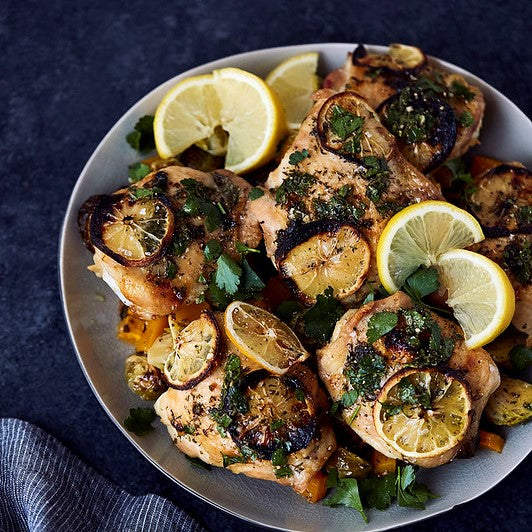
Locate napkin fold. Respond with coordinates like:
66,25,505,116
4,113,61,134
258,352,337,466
0,418,205,532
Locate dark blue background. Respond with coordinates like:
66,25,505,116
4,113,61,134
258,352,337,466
1,1,530,530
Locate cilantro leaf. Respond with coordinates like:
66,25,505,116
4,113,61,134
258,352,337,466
366,311,398,344
323,478,368,523
128,162,151,183
459,111,474,127
123,407,157,436
288,148,309,165
396,465,436,509
276,170,315,204
451,80,475,102
204,239,223,261
126,115,155,152
303,287,345,343
181,178,224,231
240,258,266,295
340,389,359,407
129,186,163,199
215,254,242,295
249,187,264,200
403,266,440,302
327,467,340,488
509,345,532,372
359,474,396,510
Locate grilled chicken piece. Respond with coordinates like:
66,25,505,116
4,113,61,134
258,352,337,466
317,292,500,467
82,166,261,317
323,45,485,172
154,320,336,494
466,163,531,342
250,89,442,304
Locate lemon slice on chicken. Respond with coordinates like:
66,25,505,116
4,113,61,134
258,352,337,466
224,301,309,375
154,68,285,174
266,52,320,130
374,368,472,460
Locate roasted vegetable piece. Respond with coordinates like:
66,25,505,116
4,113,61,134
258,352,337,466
276,221,371,304
469,155,502,178
317,91,395,162
117,313,168,352
125,354,168,400
328,448,372,479
479,430,505,453
485,330,529,370
164,310,221,389
229,370,317,458
90,192,175,267
468,164,532,236
484,376,532,426
370,449,397,476
302,470,328,503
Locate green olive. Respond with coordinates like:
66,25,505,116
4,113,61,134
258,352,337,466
125,354,167,401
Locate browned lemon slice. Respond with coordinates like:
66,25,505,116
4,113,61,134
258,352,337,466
277,221,371,303
164,310,220,389
90,193,174,267
373,368,472,459
388,44,426,71
317,92,395,161
224,301,309,375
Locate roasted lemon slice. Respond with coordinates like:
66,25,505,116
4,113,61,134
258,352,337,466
377,200,484,293
90,193,174,267
224,301,309,374
374,368,472,459
266,52,320,130
388,43,426,71
317,92,395,161
229,371,317,458
276,221,371,303
164,310,221,389
484,376,532,426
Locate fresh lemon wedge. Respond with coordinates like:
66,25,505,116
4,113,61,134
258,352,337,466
436,249,515,348
266,52,319,130
373,368,472,459
224,301,309,375
154,67,285,174
377,200,484,293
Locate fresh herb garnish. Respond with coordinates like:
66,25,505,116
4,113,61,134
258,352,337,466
171,229,190,256
451,80,475,102
360,156,390,205
270,419,285,431
323,475,368,523
129,186,163,199
275,300,304,322
458,110,474,127
249,187,264,200
382,377,432,413
181,178,225,232
444,157,476,196
276,170,315,204
222,454,247,467
185,456,212,471
165,260,177,279
288,148,309,165
295,388,306,402
313,193,366,222
366,311,398,344
403,266,440,303
329,105,365,154
128,162,151,183
126,115,156,152
340,389,359,407
204,239,223,261
214,254,242,295
123,407,157,436
302,287,345,344
209,409,232,437
345,345,387,399
503,239,531,285
235,242,261,255
271,447,293,478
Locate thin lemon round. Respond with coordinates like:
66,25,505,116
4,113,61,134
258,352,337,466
436,249,515,348
266,52,319,130
224,301,309,375
377,200,484,292
154,68,285,174
374,368,472,459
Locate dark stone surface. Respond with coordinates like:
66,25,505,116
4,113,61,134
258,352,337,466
1,1,530,531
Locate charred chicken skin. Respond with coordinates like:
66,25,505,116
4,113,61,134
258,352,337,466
323,44,485,172
317,292,500,468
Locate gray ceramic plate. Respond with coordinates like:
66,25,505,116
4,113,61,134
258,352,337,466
60,43,532,531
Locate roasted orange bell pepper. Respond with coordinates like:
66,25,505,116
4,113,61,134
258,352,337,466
479,430,505,453
117,313,168,352
302,470,328,503
370,450,397,476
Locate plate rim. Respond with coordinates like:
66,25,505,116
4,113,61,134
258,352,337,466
59,42,532,532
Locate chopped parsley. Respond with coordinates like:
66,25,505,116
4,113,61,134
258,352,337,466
275,170,315,204
302,287,345,344
329,105,365,154
458,110,474,127
126,115,156,152
288,148,309,165
171,229,190,256
503,239,531,285
366,311,399,344
451,80,475,102
444,157,476,196
360,156,390,205
235,242,261,255
128,162,151,183
185,456,212,471
181,178,225,232
249,187,264,200
271,447,293,478
129,186,163,199
382,377,431,415
165,260,177,279
313,192,366,222
123,407,157,436
345,345,387,399
204,239,223,261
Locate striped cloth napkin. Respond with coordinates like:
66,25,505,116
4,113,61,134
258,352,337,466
0,418,204,532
